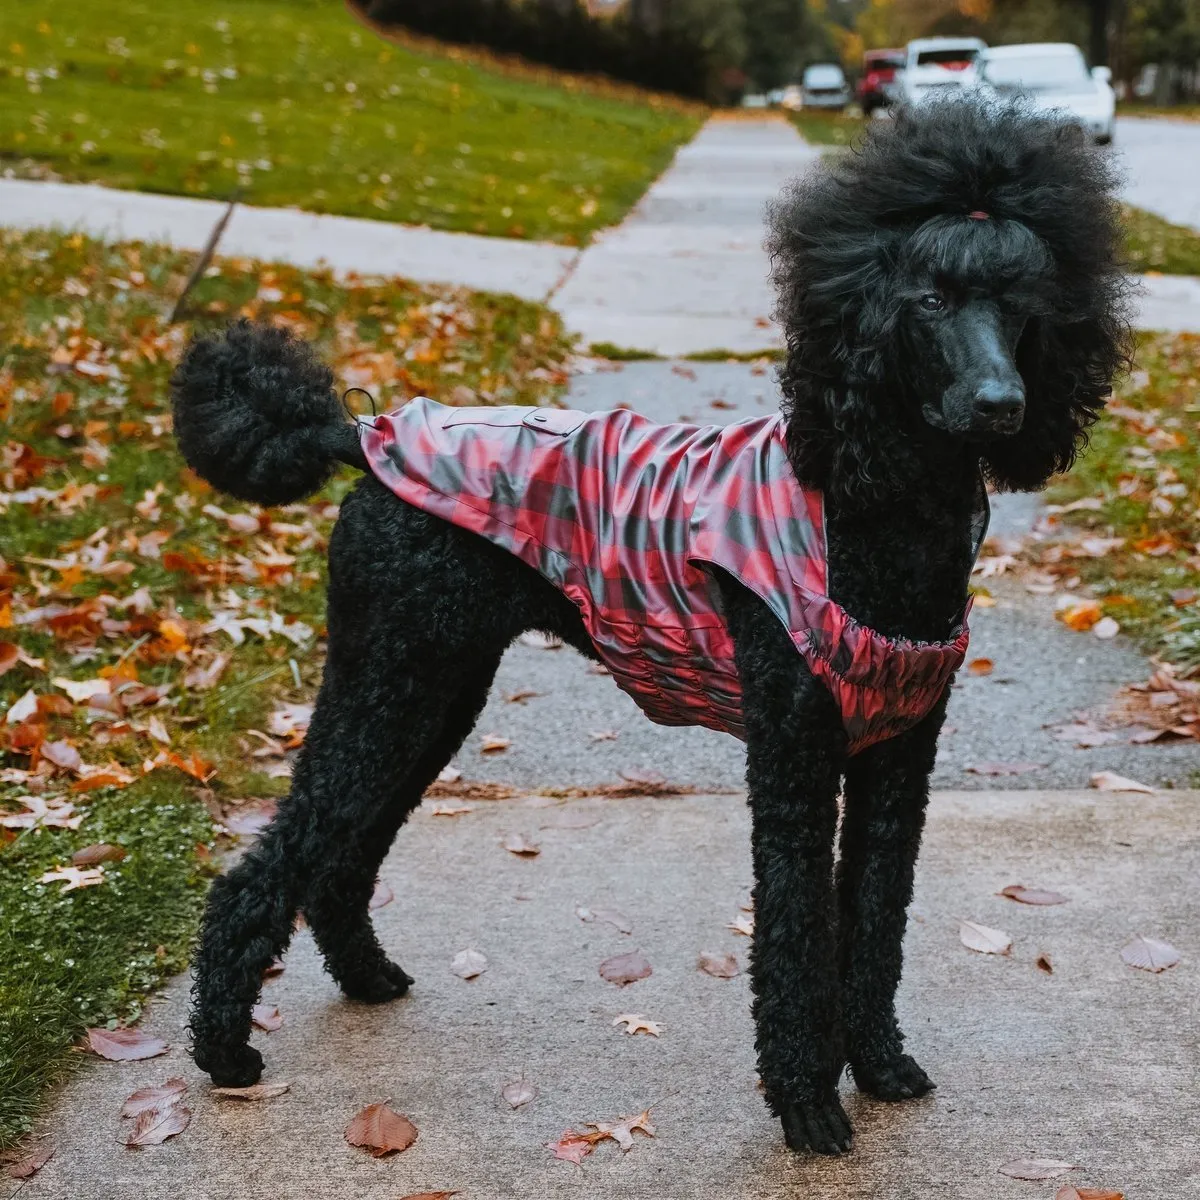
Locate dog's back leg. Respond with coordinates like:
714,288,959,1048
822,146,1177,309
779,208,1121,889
301,653,501,1003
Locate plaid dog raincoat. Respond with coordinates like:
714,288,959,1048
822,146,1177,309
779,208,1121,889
360,399,986,754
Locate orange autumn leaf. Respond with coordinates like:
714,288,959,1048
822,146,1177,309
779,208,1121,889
1058,599,1102,631
164,750,216,782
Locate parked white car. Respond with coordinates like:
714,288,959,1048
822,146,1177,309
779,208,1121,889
897,37,986,105
977,43,1116,144
801,64,850,110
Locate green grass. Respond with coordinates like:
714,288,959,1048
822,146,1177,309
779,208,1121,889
0,0,701,244
1042,331,1200,672
787,109,866,147
0,225,573,1150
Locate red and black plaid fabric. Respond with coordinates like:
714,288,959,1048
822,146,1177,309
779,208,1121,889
360,399,978,755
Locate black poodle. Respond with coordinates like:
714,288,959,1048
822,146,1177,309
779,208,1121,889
173,98,1131,1156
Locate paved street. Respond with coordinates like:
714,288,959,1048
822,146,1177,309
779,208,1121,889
1116,116,1200,232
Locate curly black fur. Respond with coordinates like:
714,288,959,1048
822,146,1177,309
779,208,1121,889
179,97,1130,1158
768,98,1133,503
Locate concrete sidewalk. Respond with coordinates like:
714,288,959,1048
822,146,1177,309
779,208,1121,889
13,787,1199,1200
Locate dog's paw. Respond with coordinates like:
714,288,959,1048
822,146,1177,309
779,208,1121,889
851,1053,935,1102
340,960,414,1005
780,1095,854,1156
194,1041,264,1088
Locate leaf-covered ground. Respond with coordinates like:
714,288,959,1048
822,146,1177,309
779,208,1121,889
0,225,572,1150
1021,332,1200,675
786,112,1200,276
0,0,701,244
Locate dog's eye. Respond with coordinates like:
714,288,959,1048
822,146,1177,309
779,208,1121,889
919,294,945,312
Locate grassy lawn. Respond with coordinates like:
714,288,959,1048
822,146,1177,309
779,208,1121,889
1038,332,1200,674
0,226,572,1151
786,108,867,147
0,0,701,245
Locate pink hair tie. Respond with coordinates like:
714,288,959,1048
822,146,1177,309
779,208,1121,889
968,210,990,220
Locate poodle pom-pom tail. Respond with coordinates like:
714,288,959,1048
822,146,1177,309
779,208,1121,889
171,320,358,507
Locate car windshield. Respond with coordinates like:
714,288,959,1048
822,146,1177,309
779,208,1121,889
984,53,1090,90
804,66,843,87
915,48,979,68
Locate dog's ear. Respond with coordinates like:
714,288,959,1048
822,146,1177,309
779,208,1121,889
982,307,1132,492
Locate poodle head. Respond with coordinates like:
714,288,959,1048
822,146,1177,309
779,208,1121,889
767,96,1134,503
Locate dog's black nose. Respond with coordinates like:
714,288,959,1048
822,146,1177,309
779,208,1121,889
974,380,1025,430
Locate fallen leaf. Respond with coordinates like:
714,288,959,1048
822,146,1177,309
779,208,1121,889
586,1108,656,1152
1058,599,1103,632
501,832,540,857
369,878,394,909
998,1159,1077,1181
698,950,740,978
72,843,126,867
1120,935,1180,973
545,1129,596,1164
599,951,652,985
5,1147,53,1179
6,688,37,724
967,657,994,676
576,906,633,934
41,740,82,772
1089,771,1154,794
52,676,110,703
612,1013,662,1036
252,1004,283,1032
589,729,619,742
344,1103,418,1157
211,1082,291,1101
451,949,489,979
0,642,19,678
39,864,106,892
1092,616,1120,640
88,1027,169,1061
123,1104,191,1147
1036,952,1054,974
959,920,1012,956
727,913,755,936
222,800,276,836
121,1079,188,1118
480,734,511,754
399,1193,459,1200
147,715,171,744
504,690,541,704
998,885,1069,906
964,762,1043,776
429,803,473,816
502,1078,538,1109
1056,1187,1124,1200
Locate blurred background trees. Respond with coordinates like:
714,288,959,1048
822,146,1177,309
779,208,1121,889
354,0,1200,104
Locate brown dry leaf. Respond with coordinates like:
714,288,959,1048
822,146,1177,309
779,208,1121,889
502,1077,538,1109
87,1027,169,1061
545,1129,597,1164
504,690,541,704
251,1003,283,1032
72,843,127,867
576,906,633,935
589,729,619,742
1089,771,1154,794
698,950,739,978
612,1013,662,1036
1036,952,1054,975
586,1108,656,1152
501,832,540,857
599,951,652,986
967,657,994,676
120,1078,187,1118
1058,599,1103,632
344,1102,418,1157
451,948,489,979
1056,1187,1124,1200
727,913,755,936
426,778,519,801
998,885,1069,906
429,803,473,816
1120,935,1180,973
211,1082,291,1101
369,878,394,909
41,740,82,772
0,641,19,678
480,734,511,754
959,920,1012,956
399,1193,460,1200
39,864,105,892
123,1104,191,1147
5,1147,53,1179
964,762,1043,777
998,1159,1077,1181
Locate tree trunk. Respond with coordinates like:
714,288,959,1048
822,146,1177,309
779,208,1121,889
1088,0,1112,65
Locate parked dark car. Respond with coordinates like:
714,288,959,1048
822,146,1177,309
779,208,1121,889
857,48,904,113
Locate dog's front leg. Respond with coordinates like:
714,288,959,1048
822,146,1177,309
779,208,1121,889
837,698,946,1102
724,582,852,1155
